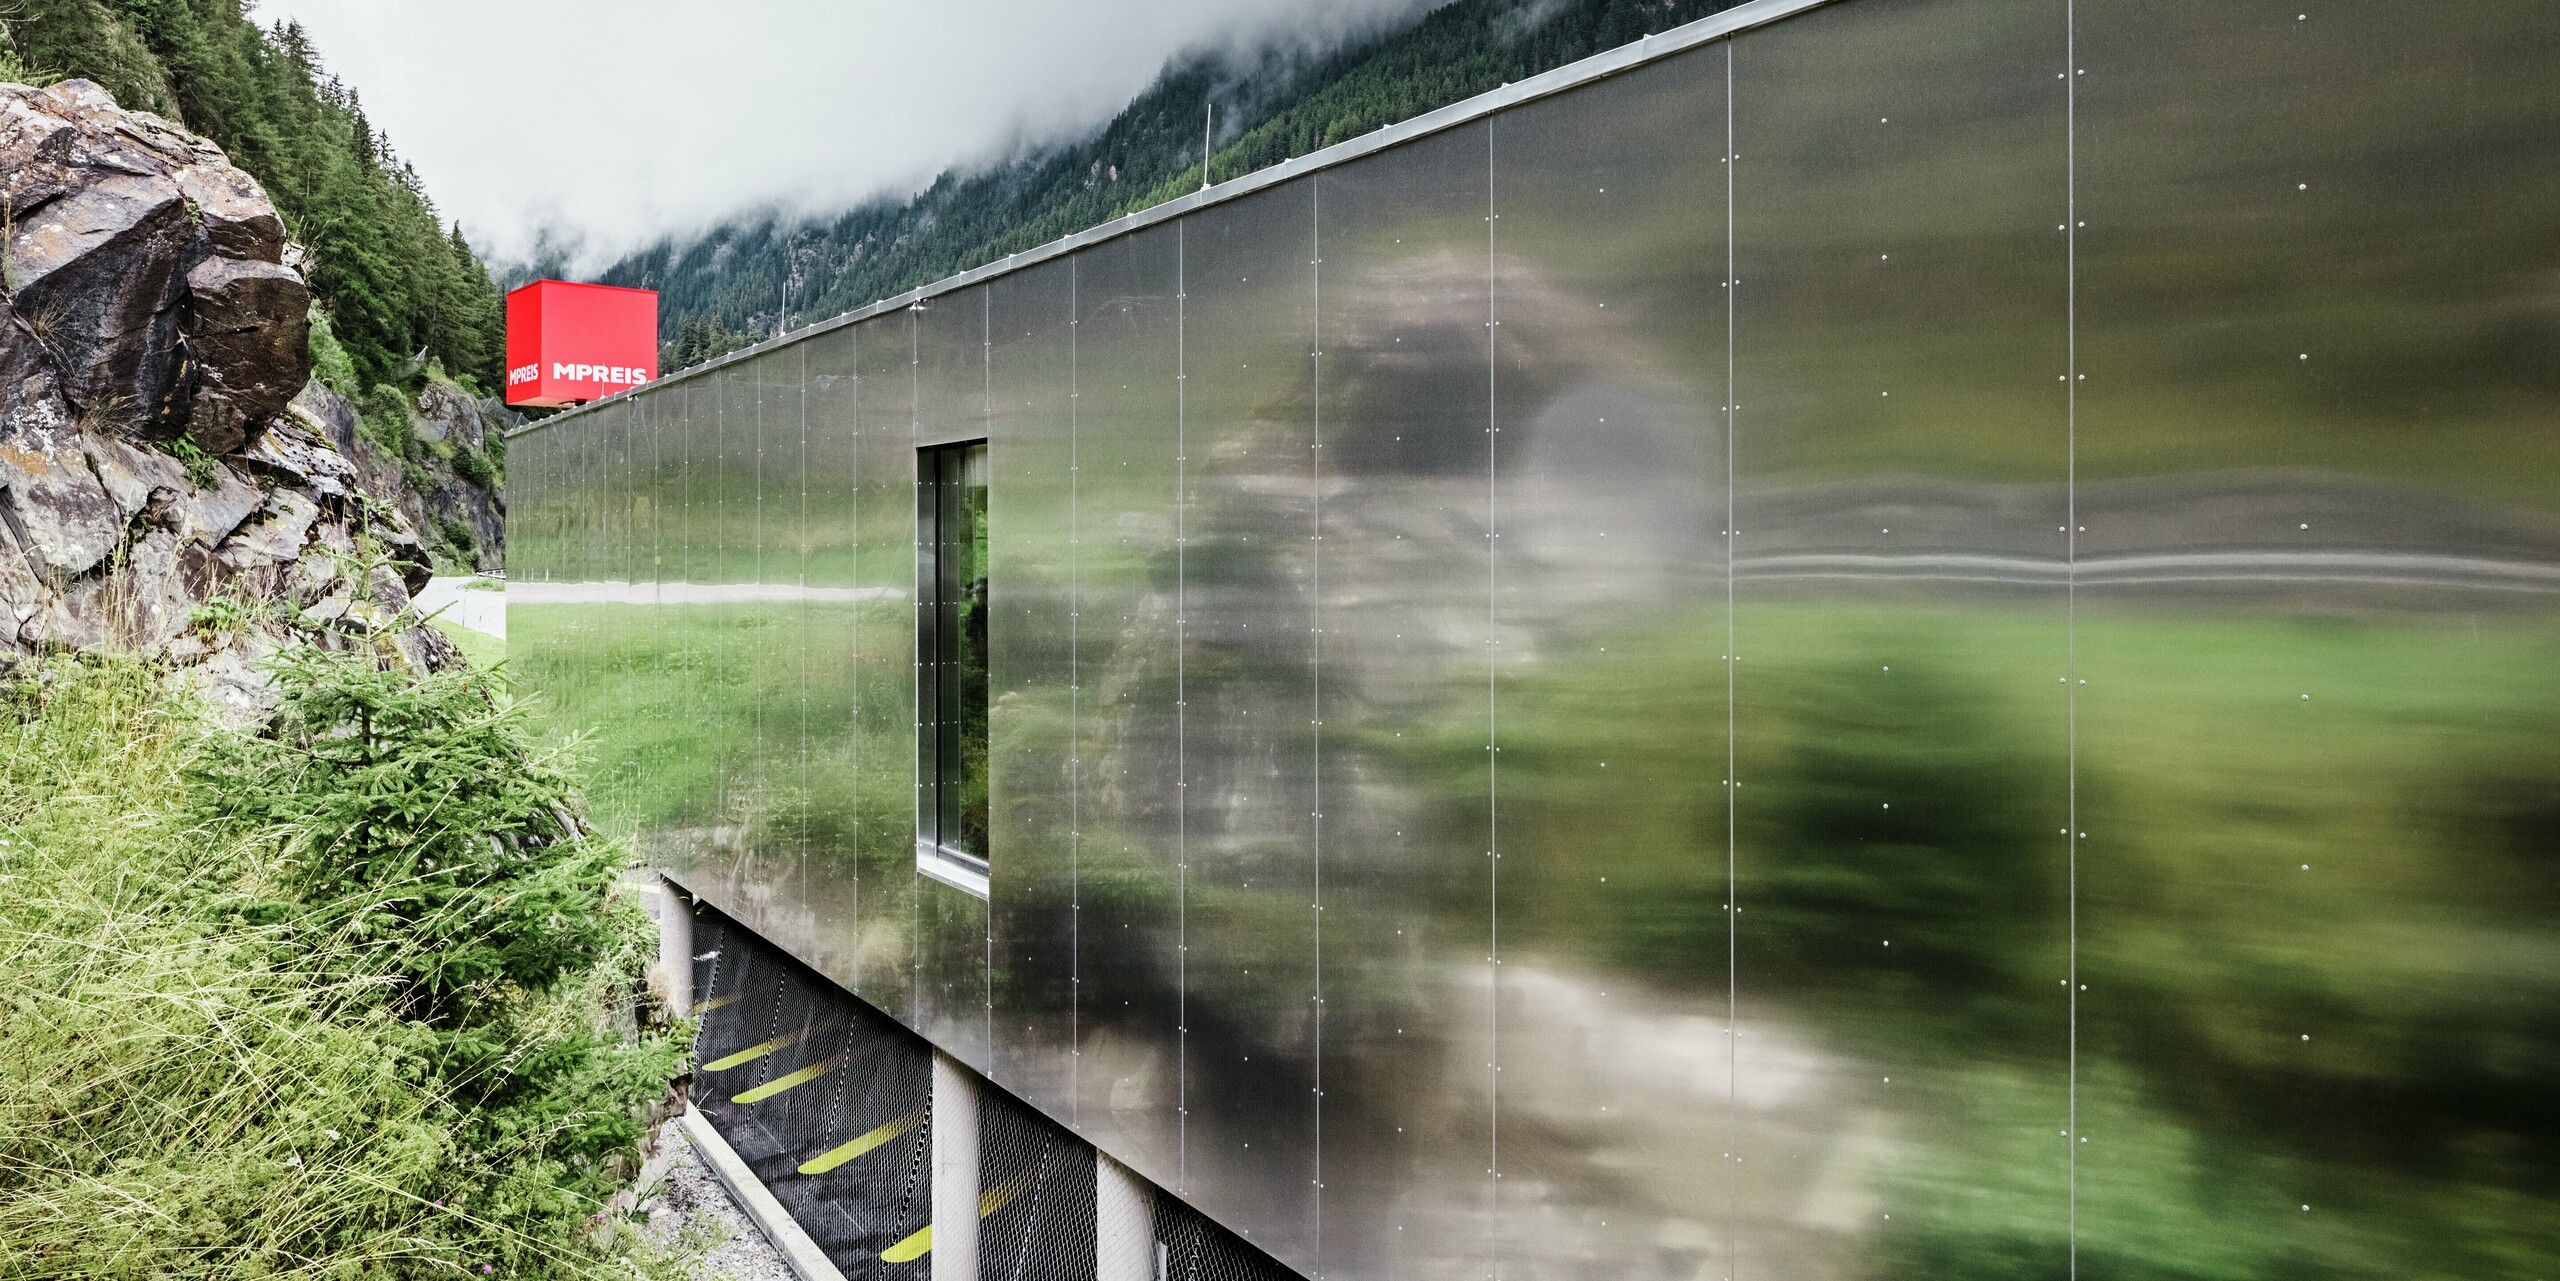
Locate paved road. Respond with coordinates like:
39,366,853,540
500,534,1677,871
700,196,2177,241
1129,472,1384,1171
412,576,504,639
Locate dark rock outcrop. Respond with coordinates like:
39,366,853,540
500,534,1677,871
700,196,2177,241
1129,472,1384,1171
2,79,308,451
1,79,456,716
305,377,509,572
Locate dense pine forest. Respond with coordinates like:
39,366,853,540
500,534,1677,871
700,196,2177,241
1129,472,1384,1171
2,0,505,394
567,0,1747,371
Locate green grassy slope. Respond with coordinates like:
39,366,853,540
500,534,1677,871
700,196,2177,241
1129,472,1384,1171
0,654,689,1277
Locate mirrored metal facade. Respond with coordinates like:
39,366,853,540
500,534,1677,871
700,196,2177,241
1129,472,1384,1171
509,0,2560,1275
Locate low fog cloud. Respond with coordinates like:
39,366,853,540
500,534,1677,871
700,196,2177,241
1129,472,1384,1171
260,0,1436,266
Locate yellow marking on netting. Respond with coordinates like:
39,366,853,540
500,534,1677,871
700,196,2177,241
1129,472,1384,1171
978,1174,1027,1218
882,1225,932,1263
689,979,782,1017
701,1027,812,1073
798,1109,924,1175
732,1054,848,1104
872,1173,1035,1262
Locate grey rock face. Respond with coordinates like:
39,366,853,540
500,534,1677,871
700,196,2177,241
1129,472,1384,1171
2,78,311,448
299,379,507,574
184,256,309,453
0,78,458,709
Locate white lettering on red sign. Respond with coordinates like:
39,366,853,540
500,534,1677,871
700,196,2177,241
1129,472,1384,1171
548,362,649,386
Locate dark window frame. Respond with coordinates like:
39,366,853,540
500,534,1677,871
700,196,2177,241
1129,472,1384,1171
916,439,991,894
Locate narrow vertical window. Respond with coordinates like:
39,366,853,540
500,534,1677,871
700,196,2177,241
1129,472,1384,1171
918,440,991,893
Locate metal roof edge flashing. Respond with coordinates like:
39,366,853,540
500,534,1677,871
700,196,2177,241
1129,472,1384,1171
508,0,1836,441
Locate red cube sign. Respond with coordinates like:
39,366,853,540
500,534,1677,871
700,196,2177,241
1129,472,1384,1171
504,280,659,408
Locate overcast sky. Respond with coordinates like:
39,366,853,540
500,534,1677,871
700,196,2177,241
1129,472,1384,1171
257,0,1433,267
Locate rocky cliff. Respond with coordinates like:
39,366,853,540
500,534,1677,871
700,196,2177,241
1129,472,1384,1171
1,78,456,714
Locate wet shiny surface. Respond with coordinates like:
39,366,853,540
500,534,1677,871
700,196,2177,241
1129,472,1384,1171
511,0,2560,1275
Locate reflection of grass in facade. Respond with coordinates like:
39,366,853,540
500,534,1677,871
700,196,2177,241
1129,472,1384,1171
521,591,2557,1276
1479,602,2560,1280
511,600,913,873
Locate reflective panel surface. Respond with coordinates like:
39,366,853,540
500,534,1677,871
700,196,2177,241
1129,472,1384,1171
1175,181,1321,1267
1063,225,1184,1186
852,313,919,1022
1487,42,1734,1281
913,290,993,1065
509,1,2560,1275
1732,4,2071,1279
2075,2,2560,1277
986,258,1077,1104
1310,120,1492,1281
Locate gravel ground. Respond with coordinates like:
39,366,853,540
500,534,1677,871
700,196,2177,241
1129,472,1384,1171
634,1129,796,1281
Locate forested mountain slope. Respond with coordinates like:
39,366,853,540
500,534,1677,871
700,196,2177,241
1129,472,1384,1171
583,0,1749,370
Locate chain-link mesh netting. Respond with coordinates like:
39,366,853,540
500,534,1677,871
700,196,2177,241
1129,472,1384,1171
690,899,934,1278
689,898,1294,1281
1154,1188,1298,1281
979,1085,1099,1281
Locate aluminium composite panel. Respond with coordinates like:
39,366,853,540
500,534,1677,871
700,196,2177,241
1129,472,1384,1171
1482,38,1736,1281
801,325,869,988
2075,1,2560,1276
986,255,1078,1105
914,287,994,1067
1064,222,1185,1188
1305,119,1496,1281
1731,0,2073,1277
1176,179,1322,1269
851,309,921,1023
